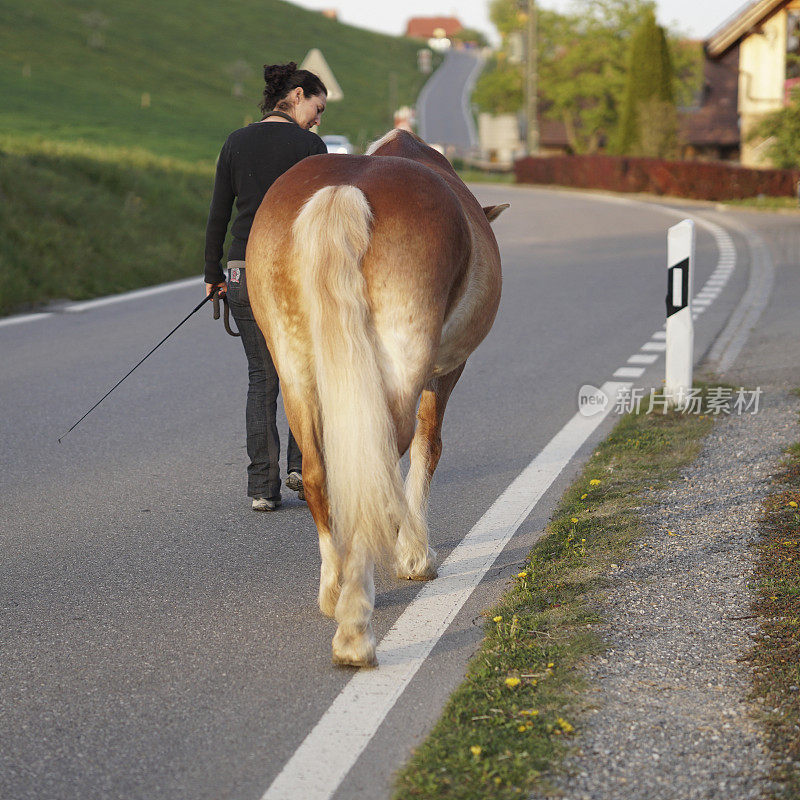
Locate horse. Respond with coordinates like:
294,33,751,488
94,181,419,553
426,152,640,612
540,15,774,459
245,129,508,667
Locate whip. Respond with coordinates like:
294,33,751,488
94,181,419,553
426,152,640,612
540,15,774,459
58,286,237,442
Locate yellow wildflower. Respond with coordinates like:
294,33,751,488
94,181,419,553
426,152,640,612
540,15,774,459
571,517,578,524
517,571,527,578
470,745,482,757
505,677,521,689
547,662,554,668
493,615,503,623
518,725,527,732
789,501,798,508
557,718,574,734
580,493,588,500
589,479,601,485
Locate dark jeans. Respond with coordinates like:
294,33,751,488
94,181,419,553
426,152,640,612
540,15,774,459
226,263,301,499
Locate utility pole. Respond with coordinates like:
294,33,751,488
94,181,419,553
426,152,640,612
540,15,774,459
526,0,539,154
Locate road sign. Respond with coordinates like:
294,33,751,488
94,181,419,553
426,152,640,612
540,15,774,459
300,48,343,101
665,219,695,406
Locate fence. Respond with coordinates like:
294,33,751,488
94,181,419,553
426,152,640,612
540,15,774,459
514,154,800,201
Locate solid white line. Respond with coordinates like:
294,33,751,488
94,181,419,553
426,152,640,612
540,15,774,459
65,276,203,312
627,353,659,365
0,312,53,328
706,217,775,374
261,381,631,800
613,366,645,378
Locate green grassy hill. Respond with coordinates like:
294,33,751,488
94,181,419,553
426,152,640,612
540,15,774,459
0,0,429,159
0,0,434,314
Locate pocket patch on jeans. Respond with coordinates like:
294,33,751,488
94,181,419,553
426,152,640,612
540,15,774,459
229,267,241,285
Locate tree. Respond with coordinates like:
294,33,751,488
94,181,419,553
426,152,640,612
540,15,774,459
749,89,800,168
472,55,523,114
474,0,699,154
616,9,677,156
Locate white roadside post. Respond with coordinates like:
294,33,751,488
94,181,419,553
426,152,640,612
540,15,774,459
665,219,695,406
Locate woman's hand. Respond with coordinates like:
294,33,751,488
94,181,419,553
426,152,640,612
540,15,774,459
206,281,227,297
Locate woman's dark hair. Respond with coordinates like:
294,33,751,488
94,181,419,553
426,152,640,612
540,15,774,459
260,62,327,115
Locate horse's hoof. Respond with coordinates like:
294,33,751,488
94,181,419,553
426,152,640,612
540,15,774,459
332,627,377,667
396,551,438,581
397,566,438,581
332,652,378,668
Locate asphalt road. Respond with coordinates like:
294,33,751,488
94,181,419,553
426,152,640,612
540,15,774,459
1,186,783,800
417,49,481,150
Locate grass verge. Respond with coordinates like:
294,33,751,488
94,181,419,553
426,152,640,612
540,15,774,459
751,397,800,799
0,136,214,316
394,393,715,799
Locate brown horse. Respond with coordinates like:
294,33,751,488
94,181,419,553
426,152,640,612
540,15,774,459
246,129,507,667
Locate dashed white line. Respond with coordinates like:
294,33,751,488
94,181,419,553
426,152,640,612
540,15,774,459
613,366,646,378
627,354,659,365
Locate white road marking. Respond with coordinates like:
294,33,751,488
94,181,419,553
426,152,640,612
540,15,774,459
0,276,203,329
613,366,646,378
261,381,632,800
65,276,202,312
628,354,659,365
706,218,774,375
642,341,667,352
0,312,53,329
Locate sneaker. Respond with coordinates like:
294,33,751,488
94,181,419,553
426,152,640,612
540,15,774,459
252,495,281,511
286,470,305,500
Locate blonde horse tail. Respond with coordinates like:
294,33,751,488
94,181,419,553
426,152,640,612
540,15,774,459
293,185,405,569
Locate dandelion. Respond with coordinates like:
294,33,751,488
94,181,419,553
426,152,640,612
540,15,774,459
518,724,527,732
547,662,554,668
505,677,521,689
557,717,574,734
520,708,539,716
589,479,601,485
493,615,503,623
580,493,588,500
571,517,578,524
517,571,527,579
790,501,798,508
470,744,482,757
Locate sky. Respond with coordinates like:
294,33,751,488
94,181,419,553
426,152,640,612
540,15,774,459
291,0,748,43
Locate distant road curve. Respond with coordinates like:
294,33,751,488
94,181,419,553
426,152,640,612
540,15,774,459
417,50,483,151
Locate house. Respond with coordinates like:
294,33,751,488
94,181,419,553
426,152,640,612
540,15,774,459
405,17,463,40
688,0,800,166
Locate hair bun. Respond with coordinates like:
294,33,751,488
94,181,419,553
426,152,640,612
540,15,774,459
263,61,297,95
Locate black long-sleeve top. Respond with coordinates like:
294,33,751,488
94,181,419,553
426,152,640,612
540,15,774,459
204,121,327,284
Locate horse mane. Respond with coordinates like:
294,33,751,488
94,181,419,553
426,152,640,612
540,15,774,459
366,129,459,179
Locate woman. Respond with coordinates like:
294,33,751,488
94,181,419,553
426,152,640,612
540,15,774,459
204,62,328,511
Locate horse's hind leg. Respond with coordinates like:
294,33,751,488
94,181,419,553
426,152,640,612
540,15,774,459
284,394,341,617
396,363,466,580
304,448,342,619
332,543,377,667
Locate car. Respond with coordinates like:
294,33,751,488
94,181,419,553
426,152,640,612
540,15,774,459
322,134,355,154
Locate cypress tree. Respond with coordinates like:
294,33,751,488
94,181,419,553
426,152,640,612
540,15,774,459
617,9,675,155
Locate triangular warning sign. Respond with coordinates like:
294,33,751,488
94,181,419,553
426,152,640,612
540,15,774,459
300,48,343,102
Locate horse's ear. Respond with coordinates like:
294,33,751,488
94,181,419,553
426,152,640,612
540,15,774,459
483,203,510,223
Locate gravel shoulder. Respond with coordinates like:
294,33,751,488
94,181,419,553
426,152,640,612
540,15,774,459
542,385,798,799
539,205,800,800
